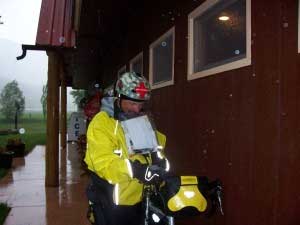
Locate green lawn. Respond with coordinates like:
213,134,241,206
0,168,9,225
0,203,10,225
0,169,7,179
0,169,9,225
0,112,46,154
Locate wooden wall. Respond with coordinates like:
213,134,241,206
101,0,300,224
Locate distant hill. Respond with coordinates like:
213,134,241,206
0,38,77,111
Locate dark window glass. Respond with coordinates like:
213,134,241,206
193,0,246,72
153,34,173,84
132,57,143,75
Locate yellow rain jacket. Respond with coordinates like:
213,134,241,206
84,111,166,206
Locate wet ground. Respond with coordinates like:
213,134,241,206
0,144,90,225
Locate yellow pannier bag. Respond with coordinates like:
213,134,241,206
160,176,209,217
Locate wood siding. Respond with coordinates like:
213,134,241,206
100,0,300,225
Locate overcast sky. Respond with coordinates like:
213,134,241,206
0,0,76,111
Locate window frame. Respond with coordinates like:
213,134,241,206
187,0,251,80
129,51,143,75
149,27,175,89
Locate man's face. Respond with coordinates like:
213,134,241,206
120,99,145,114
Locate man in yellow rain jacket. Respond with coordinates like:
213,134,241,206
84,72,169,225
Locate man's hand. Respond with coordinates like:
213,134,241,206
150,151,170,172
131,160,165,184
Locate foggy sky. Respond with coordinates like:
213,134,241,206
0,0,76,112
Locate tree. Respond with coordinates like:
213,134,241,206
0,80,25,120
40,84,47,119
70,89,87,110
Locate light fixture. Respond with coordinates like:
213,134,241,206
218,16,229,21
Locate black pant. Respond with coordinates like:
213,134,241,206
86,173,143,225
89,197,142,225
106,203,142,225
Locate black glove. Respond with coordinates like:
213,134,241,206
131,160,164,184
150,151,169,171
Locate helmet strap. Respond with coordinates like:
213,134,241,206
113,98,122,120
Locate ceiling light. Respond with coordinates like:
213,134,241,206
218,16,229,21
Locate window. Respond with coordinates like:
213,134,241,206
130,52,143,75
117,65,126,78
188,0,251,80
149,27,175,89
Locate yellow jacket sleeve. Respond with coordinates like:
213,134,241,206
84,112,131,184
156,131,166,149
